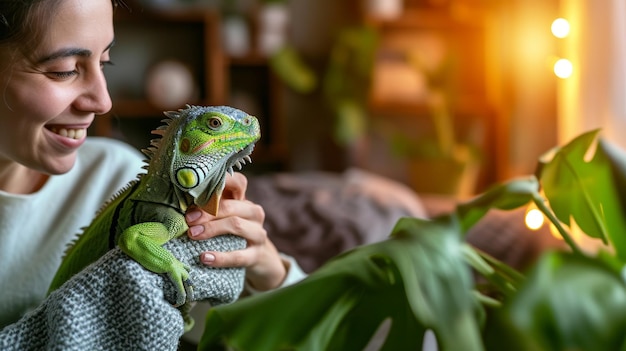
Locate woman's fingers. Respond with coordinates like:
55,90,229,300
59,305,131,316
186,199,265,240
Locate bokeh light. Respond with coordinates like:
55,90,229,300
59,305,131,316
551,18,570,38
554,58,573,78
525,208,545,231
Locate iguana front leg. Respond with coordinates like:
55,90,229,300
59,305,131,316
117,220,190,307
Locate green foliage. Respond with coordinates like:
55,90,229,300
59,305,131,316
200,216,482,350
332,100,367,146
198,129,626,350
505,252,626,351
538,130,626,261
323,26,378,146
269,46,317,94
455,176,539,233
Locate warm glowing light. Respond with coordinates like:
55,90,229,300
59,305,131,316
554,58,573,78
525,208,545,230
548,222,563,240
548,218,614,254
551,18,570,38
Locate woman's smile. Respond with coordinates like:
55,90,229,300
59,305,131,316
46,125,88,140
44,123,91,149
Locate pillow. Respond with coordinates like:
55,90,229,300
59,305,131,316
246,168,428,272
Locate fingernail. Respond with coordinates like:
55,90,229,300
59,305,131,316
189,225,204,237
186,210,202,222
202,253,216,264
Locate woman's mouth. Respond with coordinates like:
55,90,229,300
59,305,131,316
47,126,86,140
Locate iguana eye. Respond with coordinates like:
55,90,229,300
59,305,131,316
242,117,252,126
207,117,222,130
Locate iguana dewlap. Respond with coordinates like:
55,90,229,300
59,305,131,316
47,105,260,319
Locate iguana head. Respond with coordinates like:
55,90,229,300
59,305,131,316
146,105,261,215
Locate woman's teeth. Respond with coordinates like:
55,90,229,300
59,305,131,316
49,127,86,140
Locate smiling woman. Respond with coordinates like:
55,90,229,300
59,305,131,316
0,0,145,323
0,0,115,180
0,1,305,349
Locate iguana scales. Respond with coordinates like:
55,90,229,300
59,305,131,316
47,105,260,315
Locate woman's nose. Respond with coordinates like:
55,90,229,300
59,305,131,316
74,69,112,115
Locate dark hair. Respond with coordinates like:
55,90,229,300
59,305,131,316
0,0,124,54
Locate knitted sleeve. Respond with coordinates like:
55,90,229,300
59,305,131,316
0,235,246,351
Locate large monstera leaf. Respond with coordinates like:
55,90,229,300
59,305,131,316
538,129,626,261
493,130,626,349
199,216,483,351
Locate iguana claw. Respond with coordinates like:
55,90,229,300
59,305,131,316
169,261,191,307
168,262,196,332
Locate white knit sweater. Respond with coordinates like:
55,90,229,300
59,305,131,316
0,137,145,328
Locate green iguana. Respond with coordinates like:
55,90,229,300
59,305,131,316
47,105,260,313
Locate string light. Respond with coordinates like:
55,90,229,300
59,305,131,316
554,58,573,79
551,18,572,78
551,18,570,38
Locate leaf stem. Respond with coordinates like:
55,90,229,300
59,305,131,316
532,193,584,256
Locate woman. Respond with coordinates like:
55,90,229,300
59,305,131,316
0,0,305,345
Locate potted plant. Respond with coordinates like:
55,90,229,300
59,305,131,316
196,128,626,350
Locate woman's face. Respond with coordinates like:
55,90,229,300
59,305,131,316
0,0,114,175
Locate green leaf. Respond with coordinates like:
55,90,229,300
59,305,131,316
596,138,626,258
538,129,626,260
389,217,480,344
464,246,523,299
269,46,317,94
504,251,626,351
538,130,607,241
455,176,539,233
199,217,484,351
333,100,367,145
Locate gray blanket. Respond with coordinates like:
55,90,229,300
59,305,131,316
247,169,427,272
0,235,245,351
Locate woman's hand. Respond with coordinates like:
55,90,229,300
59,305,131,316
184,172,287,291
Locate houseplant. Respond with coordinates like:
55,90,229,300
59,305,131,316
197,128,626,350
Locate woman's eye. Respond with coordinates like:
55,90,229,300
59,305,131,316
47,70,78,80
100,60,114,70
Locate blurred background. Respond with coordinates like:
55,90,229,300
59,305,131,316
98,0,625,199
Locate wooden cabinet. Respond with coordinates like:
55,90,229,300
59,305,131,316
96,4,287,171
